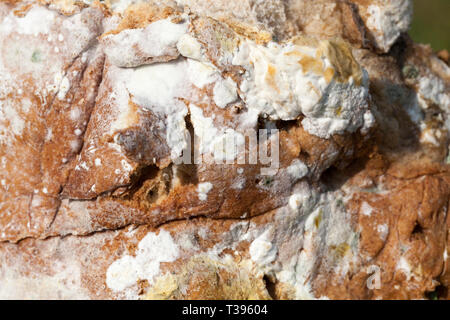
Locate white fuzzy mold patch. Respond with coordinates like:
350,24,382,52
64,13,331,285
0,259,89,299
177,33,204,61
232,39,371,138
286,159,309,180
0,5,56,36
108,0,141,14
102,17,188,67
360,201,373,217
108,59,190,160
197,182,213,201
365,0,413,53
106,230,180,295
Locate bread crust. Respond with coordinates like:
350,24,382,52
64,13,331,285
0,0,448,300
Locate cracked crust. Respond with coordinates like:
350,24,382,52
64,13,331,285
0,0,449,300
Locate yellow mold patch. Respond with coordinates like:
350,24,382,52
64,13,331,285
314,209,323,229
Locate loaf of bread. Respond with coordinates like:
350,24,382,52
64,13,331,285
0,0,448,299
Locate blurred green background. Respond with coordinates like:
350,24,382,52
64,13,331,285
410,0,450,51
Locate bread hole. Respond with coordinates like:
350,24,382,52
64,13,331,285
263,274,277,300
319,157,369,191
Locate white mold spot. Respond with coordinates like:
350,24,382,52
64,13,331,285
197,182,213,201
177,33,203,61
106,230,180,293
189,104,245,161
186,59,218,88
